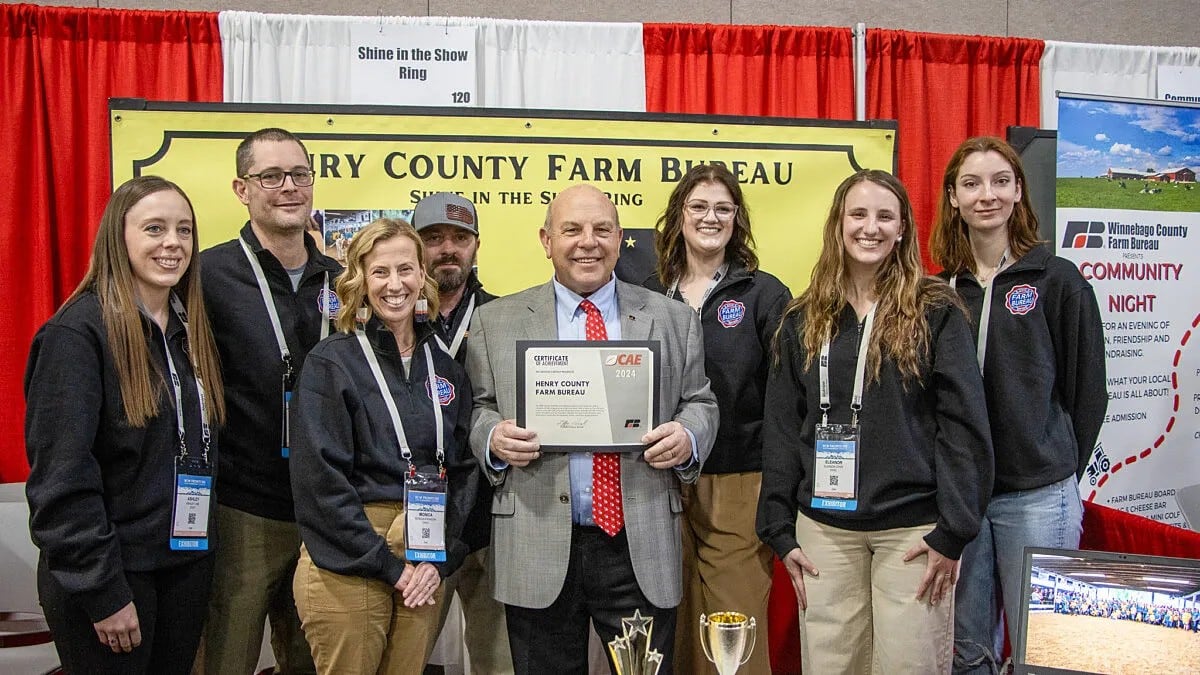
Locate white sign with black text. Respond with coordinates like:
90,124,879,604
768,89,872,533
348,24,478,106
1157,65,1200,104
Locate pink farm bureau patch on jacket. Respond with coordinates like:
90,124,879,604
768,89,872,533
1005,284,1038,315
317,288,340,315
426,375,456,406
717,299,746,327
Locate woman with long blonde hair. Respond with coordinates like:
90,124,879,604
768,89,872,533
25,176,224,674
290,218,478,674
931,137,1106,675
757,169,993,674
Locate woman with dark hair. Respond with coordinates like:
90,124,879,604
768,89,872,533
757,169,993,673
290,218,477,674
930,137,1107,675
25,175,225,674
646,163,790,673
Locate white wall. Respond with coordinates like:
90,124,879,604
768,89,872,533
4,0,1198,49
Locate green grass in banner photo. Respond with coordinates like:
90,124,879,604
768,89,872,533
1057,177,1200,212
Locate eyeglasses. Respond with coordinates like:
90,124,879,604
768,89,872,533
241,169,315,189
685,201,738,221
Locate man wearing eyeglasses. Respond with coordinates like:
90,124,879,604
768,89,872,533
194,128,339,675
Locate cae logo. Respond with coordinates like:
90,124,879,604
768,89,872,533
604,353,643,366
1062,221,1105,249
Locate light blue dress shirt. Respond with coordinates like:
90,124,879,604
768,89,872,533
552,277,621,526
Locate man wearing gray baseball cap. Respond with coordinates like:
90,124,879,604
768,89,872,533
413,192,497,362
412,192,509,673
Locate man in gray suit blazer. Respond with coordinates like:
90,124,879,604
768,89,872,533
465,184,718,673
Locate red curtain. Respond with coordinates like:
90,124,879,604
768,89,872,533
1082,501,1200,559
0,5,223,482
867,29,1043,268
644,26,853,673
644,23,855,119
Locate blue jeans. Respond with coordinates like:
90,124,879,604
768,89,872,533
952,475,1083,674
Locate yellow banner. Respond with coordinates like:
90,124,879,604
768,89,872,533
111,101,896,295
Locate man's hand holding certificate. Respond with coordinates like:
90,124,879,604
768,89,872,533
640,420,692,469
489,419,541,467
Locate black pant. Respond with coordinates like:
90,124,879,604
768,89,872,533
505,526,677,675
38,554,215,675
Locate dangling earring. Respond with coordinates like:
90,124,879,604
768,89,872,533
415,294,429,323
356,305,371,324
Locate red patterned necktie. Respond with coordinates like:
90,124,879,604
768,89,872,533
579,299,624,536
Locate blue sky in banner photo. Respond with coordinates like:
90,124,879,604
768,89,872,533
1057,99,1200,177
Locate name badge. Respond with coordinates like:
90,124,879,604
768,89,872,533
280,384,292,456
281,377,293,459
812,423,859,512
405,471,447,563
170,457,212,550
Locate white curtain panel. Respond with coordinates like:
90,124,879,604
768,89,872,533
219,11,646,111
1040,40,1200,128
220,11,350,103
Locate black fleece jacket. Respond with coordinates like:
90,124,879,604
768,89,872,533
290,319,477,584
25,291,213,622
645,263,791,474
431,270,497,366
757,296,994,561
429,270,498,554
200,223,341,521
941,244,1107,493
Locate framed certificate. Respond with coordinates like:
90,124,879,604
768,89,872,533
516,340,660,452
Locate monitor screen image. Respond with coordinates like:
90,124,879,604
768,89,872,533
1015,548,1200,675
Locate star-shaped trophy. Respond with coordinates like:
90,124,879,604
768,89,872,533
607,609,663,675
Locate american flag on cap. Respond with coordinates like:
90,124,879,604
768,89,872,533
446,203,475,226
413,191,478,234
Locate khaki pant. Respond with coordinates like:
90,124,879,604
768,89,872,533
795,512,954,675
194,504,315,675
434,547,513,674
675,472,774,675
293,502,442,675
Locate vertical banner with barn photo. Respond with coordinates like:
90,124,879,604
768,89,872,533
1056,93,1200,530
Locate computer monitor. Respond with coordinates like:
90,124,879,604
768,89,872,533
1006,126,1057,245
1014,547,1200,675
